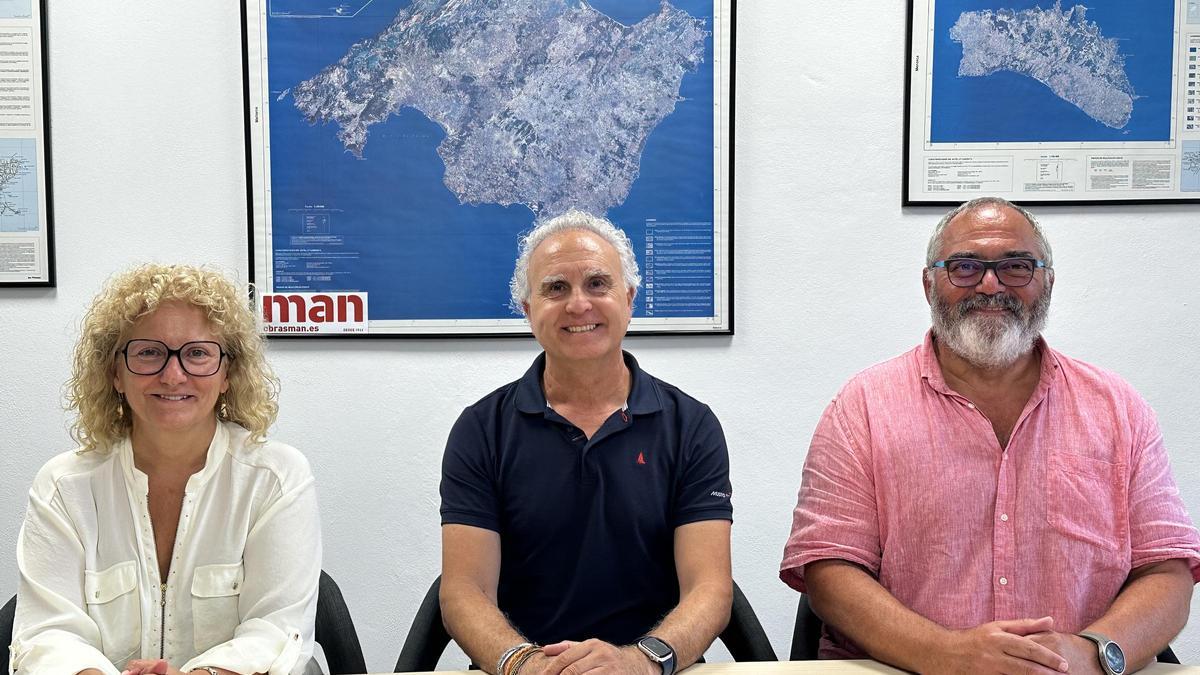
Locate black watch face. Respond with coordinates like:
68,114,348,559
640,637,672,659
1104,642,1125,674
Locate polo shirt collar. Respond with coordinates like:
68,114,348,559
919,329,1061,396
514,350,664,415
624,352,664,414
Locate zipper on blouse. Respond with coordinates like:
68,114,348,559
159,582,167,658
147,497,167,660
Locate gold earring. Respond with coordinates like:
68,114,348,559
218,397,230,420
115,392,125,418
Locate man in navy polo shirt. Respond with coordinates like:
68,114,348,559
439,210,734,675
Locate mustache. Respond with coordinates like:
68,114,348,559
952,293,1024,317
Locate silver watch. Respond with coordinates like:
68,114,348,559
636,636,676,675
1078,631,1126,675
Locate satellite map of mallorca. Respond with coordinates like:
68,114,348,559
260,0,720,322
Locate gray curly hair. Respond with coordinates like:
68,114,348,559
509,210,641,316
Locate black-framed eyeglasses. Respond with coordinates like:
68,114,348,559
930,257,1047,288
117,339,231,377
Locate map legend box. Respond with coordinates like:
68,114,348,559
642,220,714,318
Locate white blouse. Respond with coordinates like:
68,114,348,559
11,421,321,675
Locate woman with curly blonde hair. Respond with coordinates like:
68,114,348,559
12,264,322,675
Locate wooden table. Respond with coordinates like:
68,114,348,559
392,660,1200,674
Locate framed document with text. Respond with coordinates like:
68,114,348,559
0,0,53,287
243,0,734,336
905,0,1200,205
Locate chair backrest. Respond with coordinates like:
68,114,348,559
789,591,1182,664
716,581,777,661
394,576,778,669
789,593,821,660
395,575,452,672
1158,646,1181,664
1,594,14,670
316,570,368,675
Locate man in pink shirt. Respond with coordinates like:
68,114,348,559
780,197,1200,675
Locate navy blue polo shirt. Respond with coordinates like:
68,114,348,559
440,351,733,646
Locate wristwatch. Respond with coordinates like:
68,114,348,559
636,636,676,675
1078,631,1126,675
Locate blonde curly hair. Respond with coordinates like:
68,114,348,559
66,264,279,452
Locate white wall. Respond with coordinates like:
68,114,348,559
2,1,1198,671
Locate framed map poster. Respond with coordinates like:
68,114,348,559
243,0,733,337
0,0,53,287
905,0,1200,205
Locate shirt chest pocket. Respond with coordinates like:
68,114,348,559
84,560,141,663
1046,452,1129,556
191,562,244,652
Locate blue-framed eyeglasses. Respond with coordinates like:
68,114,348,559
930,257,1047,288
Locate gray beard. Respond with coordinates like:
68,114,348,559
930,286,1051,369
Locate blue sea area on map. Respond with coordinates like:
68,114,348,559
266,0,715,320
268,0,372,16
930,0,1174,143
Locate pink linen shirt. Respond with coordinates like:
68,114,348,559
780,332,1200,658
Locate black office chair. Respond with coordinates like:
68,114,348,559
716,581,777,661
789,593,821,660
789,592,1182,664
395,576,776,671
1,594,14,669
395,575,451,672
317,570,368,675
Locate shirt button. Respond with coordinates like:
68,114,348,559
999,576,1009,586
1000,514,1009,522
967,402,976,409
